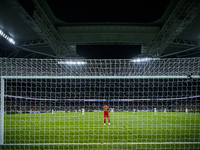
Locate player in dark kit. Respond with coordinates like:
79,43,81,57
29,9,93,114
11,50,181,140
103,103,110,125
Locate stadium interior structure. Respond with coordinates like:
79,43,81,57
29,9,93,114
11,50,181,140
0,0,200,59
0,0,200,149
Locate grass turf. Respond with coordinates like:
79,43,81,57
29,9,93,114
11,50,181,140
1,112,200,149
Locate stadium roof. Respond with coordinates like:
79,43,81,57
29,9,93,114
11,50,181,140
0,0,200,59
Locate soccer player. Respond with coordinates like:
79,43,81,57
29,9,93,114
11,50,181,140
82,108,84,115
164,108,167,113
154,108,157,115
111,108,114,114
185,108,188,115
103,103,110,125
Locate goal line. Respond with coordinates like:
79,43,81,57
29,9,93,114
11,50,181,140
4,142,200,145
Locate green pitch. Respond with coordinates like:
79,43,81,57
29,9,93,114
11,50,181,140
1,112,200,149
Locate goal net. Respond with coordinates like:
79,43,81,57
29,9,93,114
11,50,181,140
0,58,200,149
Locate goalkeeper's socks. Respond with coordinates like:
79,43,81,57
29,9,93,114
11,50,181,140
108,118,110,123
104,118,106,124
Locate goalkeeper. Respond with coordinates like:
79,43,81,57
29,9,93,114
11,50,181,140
103,102,110,125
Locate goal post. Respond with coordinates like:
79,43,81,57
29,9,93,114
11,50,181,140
0,77,4,145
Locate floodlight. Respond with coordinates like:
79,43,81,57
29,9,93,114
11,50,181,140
9,38,15,44
0,29,15,44
131,58,160,63
137,59,140,62
58,61,87,65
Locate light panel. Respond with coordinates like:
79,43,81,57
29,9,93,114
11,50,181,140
0,29,15,44
131,58,160,63
58,61,87,65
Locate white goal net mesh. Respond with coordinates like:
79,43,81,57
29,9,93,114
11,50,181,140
0,58,200,150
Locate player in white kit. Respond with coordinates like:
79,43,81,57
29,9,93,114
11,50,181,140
82,108,85,115
110,108,114,114
154,108,157,115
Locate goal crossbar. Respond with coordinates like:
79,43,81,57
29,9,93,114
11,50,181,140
2,76,200,79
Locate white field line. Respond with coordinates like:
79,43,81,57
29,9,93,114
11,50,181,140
5,124,200,126
4,142,200,145
5,127,200,130
5,125,200,128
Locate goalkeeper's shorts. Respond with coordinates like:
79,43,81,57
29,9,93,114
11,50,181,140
104,114,109,118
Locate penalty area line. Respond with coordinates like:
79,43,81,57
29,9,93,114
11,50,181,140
4,142,200,145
